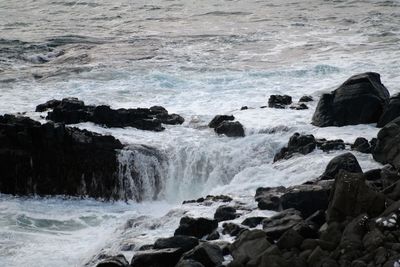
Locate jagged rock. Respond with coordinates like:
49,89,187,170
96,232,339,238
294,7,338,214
175,259,205,267
274,133,316,162
96,255,129,267
290,103,308,110
153,235,199,253
130,248,182,267
241,217,265,228
206,230,220,241
373,117,400,169
276,228,304,249
222,222,245,237
181,243,224,267
351,137,372,153
230,230,271,265
208,115,235,128
174,217,218,239
183,195,232,204
327,170,386,222
262,209,303,240
255,186,286,210
214,205,238,222
36,98,184,131
299,95,313,102
312,72,390,127
0,115,124,199
215,121,245,137
317,139,345,152
320,152,362,180
240,106,248,110
268,95,292,108
378,93,400,127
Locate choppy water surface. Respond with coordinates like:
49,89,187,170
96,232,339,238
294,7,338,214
0,0,399,266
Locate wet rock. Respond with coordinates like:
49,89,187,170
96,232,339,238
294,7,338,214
262,209,303,240
290,103,309,110
316,138,345,152
35,99,61,112
206,230,220,241
378,93,400,127
96,255,129,267
130,248,182,267
174,217,218,239
230,230,271,265
240,106,248,110
351,137,372,153
183,195,232,205
273,133,316,162
181,243,224,267
299,95,313,102
327,170,386,222
208,115,235,128
215,121,245,137
255,186,286,210
268,95,292,108
0,114,124,199
175,259,205,267
312,72,390,127
320,152,362,180
153,235,199,253
214,205,238,222
241,217,265,228
276,228,304,249
222,222,245,237
373,117,400,169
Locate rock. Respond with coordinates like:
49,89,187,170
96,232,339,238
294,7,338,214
274,133,316,162
363,228,384,252
351,137,372,153
215,121,245,137
268,95,292,108
153,235,199,253
373,117,400,169
290,103,309,110
262,209,303,240
255,186,286,210
206,230,220,241
327,170,386,222
312,72,390,127
299,95,313,102
130,248,182,267
240,106,248,110
276,228,304,249
175,259,205,267
230,230,271,265
208,115,235,128
338,214,369,256
222,222,245,237
183,195,232,205
37,98,184,131
320,152,362,180
214,205,238,222
241,217,265,228
96,255,129,267
280,183,331,218
181,243,224,267
174,217,218,239
378,93,400,127
0,115,124,199
317,139,345,152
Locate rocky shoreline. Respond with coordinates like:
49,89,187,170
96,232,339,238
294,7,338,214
2,72,400,266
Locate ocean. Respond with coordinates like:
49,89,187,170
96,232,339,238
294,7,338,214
0,0,399,266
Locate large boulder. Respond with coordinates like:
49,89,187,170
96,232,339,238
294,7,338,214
312,72,390,127
96,255,129,267
180,243,224,267
378,93,400,127
215,121,245,137
174,217,218,239
130,248,182,267
320,152,362,180
208,115,234,128
268,95,292,109
0,114,124,199
373,117,400,169
214,205,238,222
153,235,199,253
274,133,316,162
230,230,271,265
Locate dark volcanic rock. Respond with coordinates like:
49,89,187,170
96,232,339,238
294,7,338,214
268,95,292,108
153,235,199,253
327,170,386,222
230,230,271,265
222,222,245,237
378,93,400,127
96,255,129,267
37,97,184,131
373,117,400,169
262,209,303,240
255,186,286,211
0,114,123,199
274,133,316,162
312,72,390,127
290,103,308,110
215,121,245,137
181,243,224,267
174,217,218,239
130,248,182,267
299,95,313,102
316,138,345,152
320,152,362,180
241,217,265,228
176,259,205,267
351,137,372,153
208,115,235,128
214,205,238,222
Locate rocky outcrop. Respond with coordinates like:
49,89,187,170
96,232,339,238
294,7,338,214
312,72,390,127
36,98,184,131
320,152,362,180
351,137,373,153
0,114,123,199
208,115,245,137
174,217,218,239
208,115,235,128
373,117,400,169
214,205,238,222
96,255,129,267
299,95,313,102
378,93,400,127
268,95,292,109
